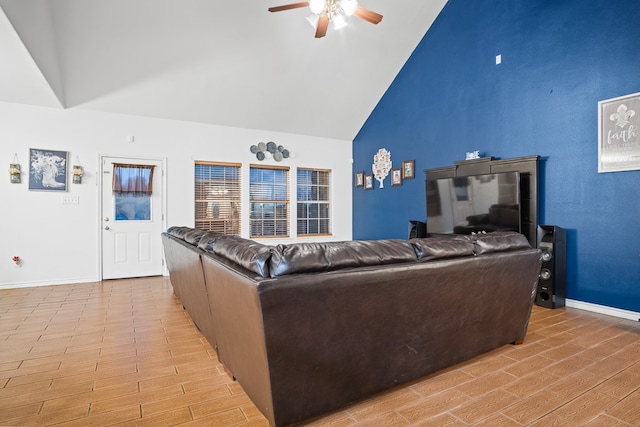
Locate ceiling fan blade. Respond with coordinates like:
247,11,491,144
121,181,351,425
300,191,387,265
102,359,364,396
315,14,329,38
268,2,310,13
353,6,383,25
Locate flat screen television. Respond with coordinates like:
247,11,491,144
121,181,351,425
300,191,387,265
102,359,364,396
426,171,521,236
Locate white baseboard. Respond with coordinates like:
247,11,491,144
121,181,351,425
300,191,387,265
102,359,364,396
0,273,168,290
0,276,100,290
566,299,640,322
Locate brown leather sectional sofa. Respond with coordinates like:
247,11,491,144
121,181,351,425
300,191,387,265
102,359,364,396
162,227,542,427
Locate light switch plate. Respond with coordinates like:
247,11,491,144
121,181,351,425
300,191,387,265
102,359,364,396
62,196,79,204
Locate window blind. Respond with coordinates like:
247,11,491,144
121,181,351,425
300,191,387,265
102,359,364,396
249,165,289,238
194,161,241,235
297,168,331,236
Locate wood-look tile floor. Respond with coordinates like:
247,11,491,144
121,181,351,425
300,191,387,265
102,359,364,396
1,277,640,426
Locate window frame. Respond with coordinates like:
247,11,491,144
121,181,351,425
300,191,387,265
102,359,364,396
296,167,331,237
249,164,290,238
194,161,241,235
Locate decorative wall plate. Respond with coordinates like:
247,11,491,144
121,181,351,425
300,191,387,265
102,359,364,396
250,141,293,162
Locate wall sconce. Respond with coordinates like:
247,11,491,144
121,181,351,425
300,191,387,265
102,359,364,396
72,156,83,184
9,153,21,183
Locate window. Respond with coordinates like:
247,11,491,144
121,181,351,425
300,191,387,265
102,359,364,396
195,161,241,235
112,163,155,221
249,165,289,237
297,168,331,236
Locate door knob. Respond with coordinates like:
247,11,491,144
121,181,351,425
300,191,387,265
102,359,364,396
103,217,110,222
104,226,110,230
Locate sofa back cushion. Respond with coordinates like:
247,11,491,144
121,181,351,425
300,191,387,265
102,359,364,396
473,231,530,255
197,231,231,251
166,226,209,245
166,226,195,240
183,229,209,245
410,236,475,261
166,226,222,246
212,237,272,278
269,239,417,277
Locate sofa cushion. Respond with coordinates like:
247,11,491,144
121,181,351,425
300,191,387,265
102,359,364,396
472,231,530,255
212,237,272,278
196,231,231,251
269,239,417,277
410,236,475,261
166,226,195,240
183,229,209,245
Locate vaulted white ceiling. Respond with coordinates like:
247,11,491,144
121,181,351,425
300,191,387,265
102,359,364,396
0,0,447,140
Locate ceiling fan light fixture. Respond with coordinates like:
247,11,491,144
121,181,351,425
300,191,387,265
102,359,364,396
306,13,320,28
341,0,358,16
332,13,348,30
309,0,324,14
268,0,382,38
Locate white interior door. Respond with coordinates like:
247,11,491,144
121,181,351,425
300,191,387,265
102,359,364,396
101,156,165,280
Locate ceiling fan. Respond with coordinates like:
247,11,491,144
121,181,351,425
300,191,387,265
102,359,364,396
268,0,383,39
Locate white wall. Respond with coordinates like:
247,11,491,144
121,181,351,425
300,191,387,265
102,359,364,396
1,102,353,288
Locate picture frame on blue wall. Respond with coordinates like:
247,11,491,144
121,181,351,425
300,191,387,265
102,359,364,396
364,174,374,190
391,168,402,186
355,171,364,187
402,160,415,179
598,92,640,173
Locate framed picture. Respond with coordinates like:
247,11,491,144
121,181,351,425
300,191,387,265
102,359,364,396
402,160,415,179
29,148,68,191
355,171,364,187
391,168,402,186
598,92,640,173
364,174,374,190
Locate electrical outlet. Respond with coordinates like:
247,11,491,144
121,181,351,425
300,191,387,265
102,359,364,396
62,196,79,204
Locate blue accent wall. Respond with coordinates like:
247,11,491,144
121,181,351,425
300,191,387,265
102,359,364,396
353,0,640,312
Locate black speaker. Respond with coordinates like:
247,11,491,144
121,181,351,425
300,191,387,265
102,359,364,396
535,225,566,308
409,220,427,238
